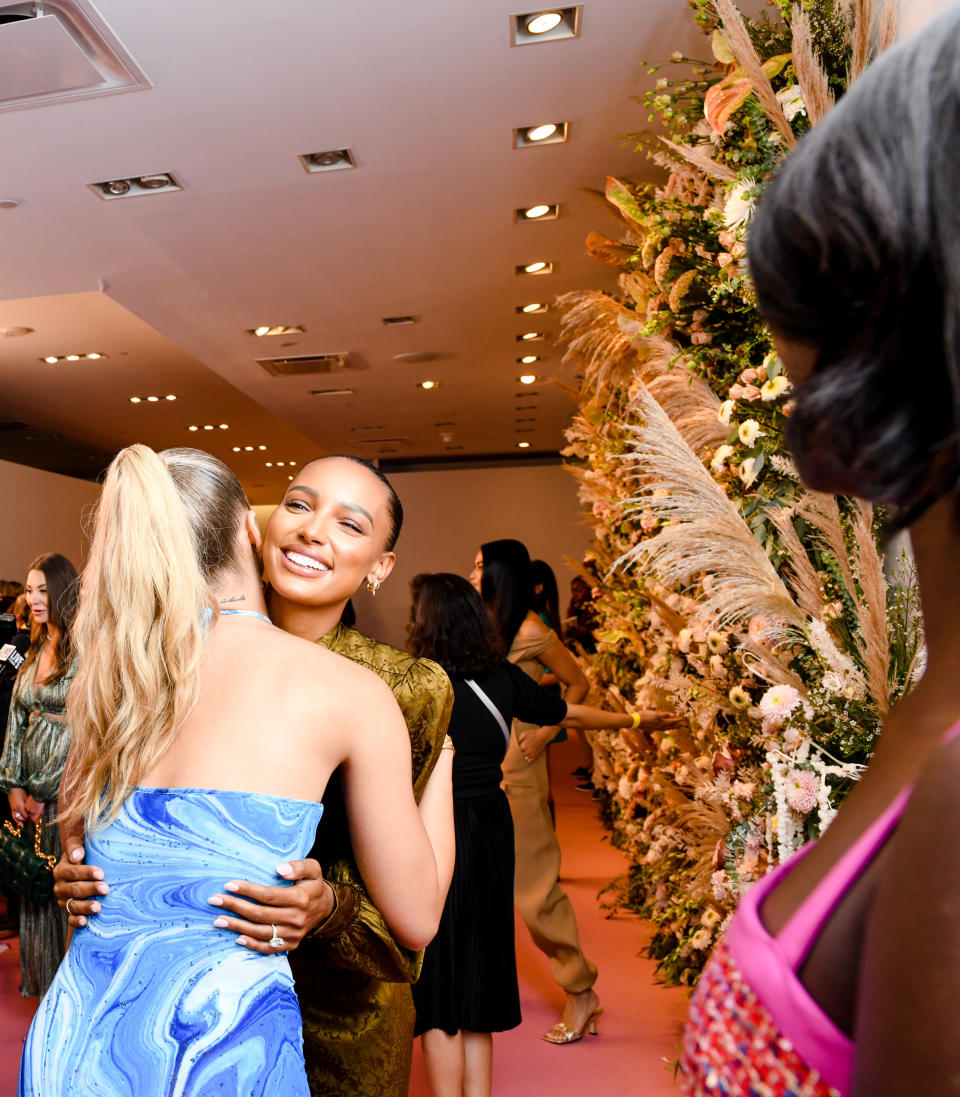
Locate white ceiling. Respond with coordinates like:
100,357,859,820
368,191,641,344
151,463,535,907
0,0,708,500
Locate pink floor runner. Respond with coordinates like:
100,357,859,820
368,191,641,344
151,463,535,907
0,737,687,1095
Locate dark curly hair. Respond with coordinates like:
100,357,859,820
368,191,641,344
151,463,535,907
748,8,960,525
407,573,504,678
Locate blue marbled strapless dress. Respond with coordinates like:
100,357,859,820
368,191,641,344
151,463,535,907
19,788,323,1097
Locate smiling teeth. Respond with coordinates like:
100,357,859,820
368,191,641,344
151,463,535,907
286,550,329,572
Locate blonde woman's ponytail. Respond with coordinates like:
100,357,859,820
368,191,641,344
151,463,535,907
63,444,248,829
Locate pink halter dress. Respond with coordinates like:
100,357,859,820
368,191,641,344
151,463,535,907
681,726,960,1095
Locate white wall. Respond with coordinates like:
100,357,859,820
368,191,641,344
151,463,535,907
0,458,101,582
353,464,592,650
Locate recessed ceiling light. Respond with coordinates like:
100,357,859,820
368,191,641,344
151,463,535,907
527,12,563,33
244,446,254,451
518,374,539,384
512,6,581,44
91,173,182,200
517,441,532,448
288,475,294,481
517,260,553,275
514,122,569,149
165,394,176,401
518,332,544,342
309,387,356,397
515,203,560,223
519,354,540,364
277,462,285,467
248,325,305,337
188,425,199,431
258,445,267,450
129,396,141,404
43,356,58,363
299,148,356,174
147,395,159,402
203,425,214,430
219,423,229,429
232,446,241,452
519,303,546,314
418,380,440,390
66,354,80,361
266,462,273,467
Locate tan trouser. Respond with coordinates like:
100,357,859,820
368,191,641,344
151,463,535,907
501,727,598,994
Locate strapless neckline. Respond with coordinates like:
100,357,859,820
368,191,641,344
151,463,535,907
132,785,322,810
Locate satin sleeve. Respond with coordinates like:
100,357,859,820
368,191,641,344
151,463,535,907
0,678,26,792
299,632,454,983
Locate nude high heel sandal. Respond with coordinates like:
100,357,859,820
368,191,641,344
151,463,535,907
541,1006,603,1044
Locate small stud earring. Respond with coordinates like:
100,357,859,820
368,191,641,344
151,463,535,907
366,579,381,595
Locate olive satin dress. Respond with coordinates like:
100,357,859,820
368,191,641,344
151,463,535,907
288,624,454,1097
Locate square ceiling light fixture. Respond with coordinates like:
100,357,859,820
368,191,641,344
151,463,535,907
513,121,569,149
89,172,182,200
511,7,581,46
0,0,150,112
299,148,356,173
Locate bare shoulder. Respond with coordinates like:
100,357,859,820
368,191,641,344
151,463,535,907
516,612,550,640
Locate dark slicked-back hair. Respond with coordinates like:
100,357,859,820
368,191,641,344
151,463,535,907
749,8,960,525
312,455,404,551
479,538,533,650
407,573,504,678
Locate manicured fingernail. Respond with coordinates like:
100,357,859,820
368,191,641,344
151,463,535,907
90,902,101,914
208,896,223,907
236,936,248,946
276,863,293,877
213,916,229,928
76,916,87,927
70,848,83,862
96,883,109,895
224,881,239,892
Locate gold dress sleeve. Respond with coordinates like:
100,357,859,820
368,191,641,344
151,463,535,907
288,626,454,1097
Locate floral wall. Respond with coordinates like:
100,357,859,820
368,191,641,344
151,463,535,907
560,0,921,985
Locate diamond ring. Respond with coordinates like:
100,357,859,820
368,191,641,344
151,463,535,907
268,924,285,949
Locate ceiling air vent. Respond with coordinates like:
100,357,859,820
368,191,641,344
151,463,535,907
0,1,150,112
257,353,351,377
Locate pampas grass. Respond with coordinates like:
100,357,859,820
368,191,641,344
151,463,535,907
791,5,834,125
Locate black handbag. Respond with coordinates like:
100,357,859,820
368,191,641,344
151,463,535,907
0,816,56,904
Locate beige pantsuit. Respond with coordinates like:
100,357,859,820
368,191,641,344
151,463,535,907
501,630,598,994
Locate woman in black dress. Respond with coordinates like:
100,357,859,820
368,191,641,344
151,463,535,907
407,573,662,1097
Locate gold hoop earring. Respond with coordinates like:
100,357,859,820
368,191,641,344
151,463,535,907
366,579,381,596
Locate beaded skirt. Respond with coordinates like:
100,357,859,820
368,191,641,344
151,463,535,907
679,941,842,1097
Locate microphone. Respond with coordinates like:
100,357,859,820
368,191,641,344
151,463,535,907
0,630,30,680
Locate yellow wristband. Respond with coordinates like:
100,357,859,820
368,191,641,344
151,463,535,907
630,711,642,730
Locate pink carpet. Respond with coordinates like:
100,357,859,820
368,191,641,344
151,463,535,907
0,738,687,1095
410,736,688,1096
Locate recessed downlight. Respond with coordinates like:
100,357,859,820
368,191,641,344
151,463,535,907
129,396,141,404
232,446,241,452
512,6,581,45
147,395,159,402
418,380,440,390
517,260,553,275
188,425,199,431
519,303,547,314
519,355,540,364
90,173,182,200
518,374,540,384
514,122,569,149
515,203,559,223
517,441,532,448
165,394,176,401
248,325,305,338
43,356,58,363
518,332,544,342
299,148,356,174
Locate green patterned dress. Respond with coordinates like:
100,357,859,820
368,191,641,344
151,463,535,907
0,652,75,997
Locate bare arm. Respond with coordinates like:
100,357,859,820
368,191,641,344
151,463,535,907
852,739,960,1094
339,678,454,951
563,705,683,733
